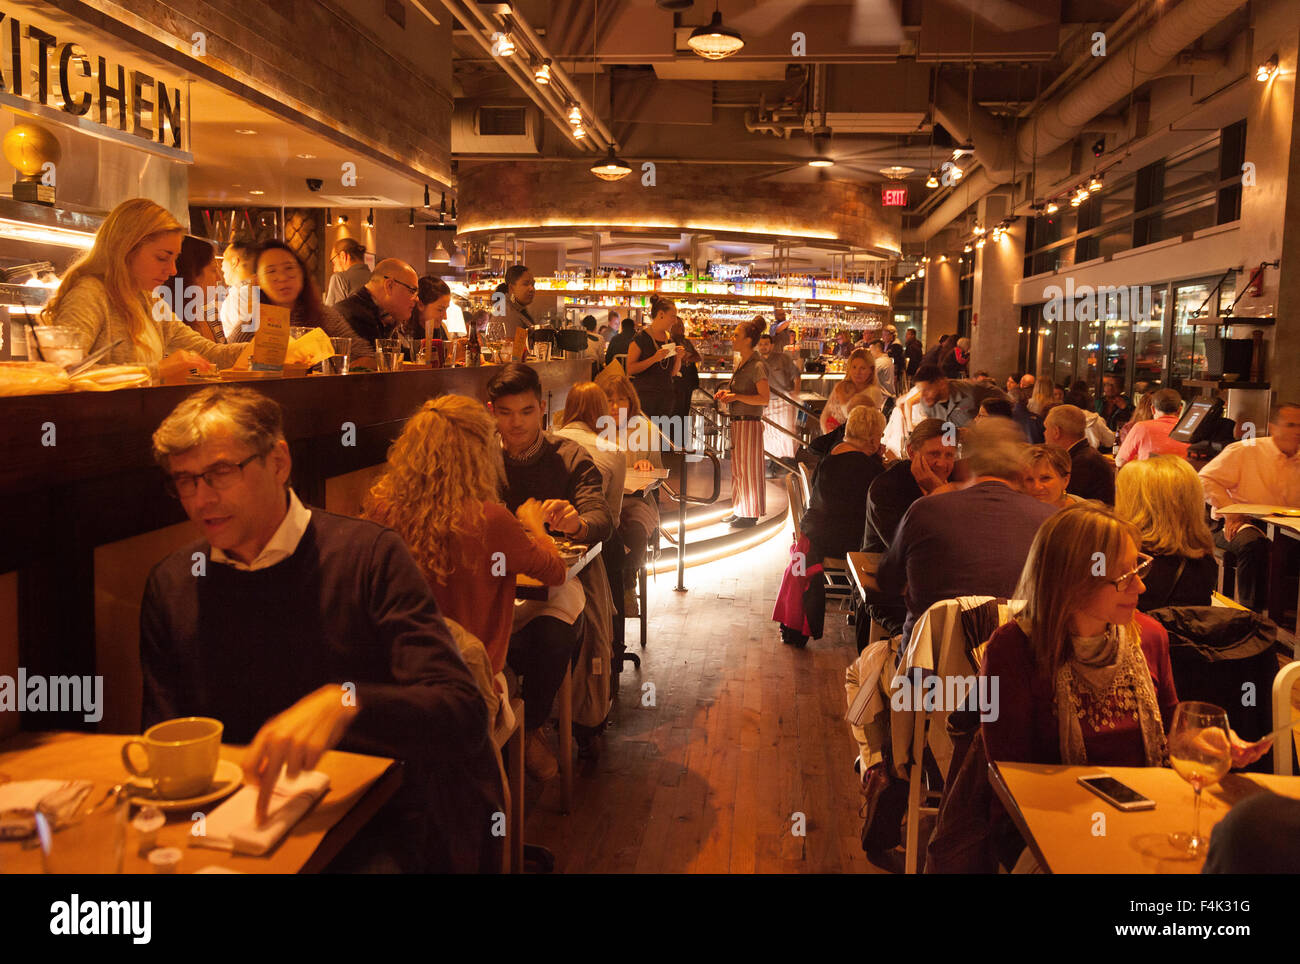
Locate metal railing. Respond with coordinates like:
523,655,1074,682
655,407,722,592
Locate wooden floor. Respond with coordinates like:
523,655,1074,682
524,515,881,873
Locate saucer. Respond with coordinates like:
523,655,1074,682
126,759,243,811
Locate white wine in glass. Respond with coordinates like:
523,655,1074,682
1166,701,1232,857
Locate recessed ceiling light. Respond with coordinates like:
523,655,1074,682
808,158,834,168
235,128,257,135
296,153,316,159
249,189,265,195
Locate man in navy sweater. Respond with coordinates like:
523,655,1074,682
140,386,502,873
877,420,1055,648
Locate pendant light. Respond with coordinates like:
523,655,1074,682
591,145,633,181
688,3,744,60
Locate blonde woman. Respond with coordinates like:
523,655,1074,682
820,347,880,434
982,504,1267,769
1021,444,1083,511
363,394,565,679
1027,376,1055,416
594,365,662,471
42,198,245,380
1116,455,1218,610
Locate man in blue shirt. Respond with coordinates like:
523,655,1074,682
911,364,978,428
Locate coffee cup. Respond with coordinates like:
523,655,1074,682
121,717,223,799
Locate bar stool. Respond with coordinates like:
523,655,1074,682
494,697,526,873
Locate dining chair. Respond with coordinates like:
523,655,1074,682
1272,660,1300,776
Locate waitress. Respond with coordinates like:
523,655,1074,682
41,198,245,380
626,295,684,419
714,317,770,528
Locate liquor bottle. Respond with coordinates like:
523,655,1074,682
467,319,482,367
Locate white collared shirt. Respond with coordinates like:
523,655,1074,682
210,489,312,571
1200,436,1300,518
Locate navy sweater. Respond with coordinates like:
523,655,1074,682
139,509,502,872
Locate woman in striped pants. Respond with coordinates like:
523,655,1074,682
715,317,771,528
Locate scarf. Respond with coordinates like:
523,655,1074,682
1053,622,1167,766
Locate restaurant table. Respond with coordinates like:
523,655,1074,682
1220,503,1300,641
0,732,400,874
516,540,603,600
625,466,669,495
987,761,1300,874
846,551,881,603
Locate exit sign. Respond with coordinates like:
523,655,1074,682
882,186,908,207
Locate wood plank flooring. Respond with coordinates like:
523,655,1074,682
524,517,881,873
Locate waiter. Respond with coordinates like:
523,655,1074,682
499,264,536,339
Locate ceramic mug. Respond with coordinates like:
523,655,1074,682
121,717,223,799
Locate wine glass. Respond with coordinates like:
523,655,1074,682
1166,700,1232,857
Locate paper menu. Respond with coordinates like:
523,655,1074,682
250,304,291,372
289,327,336,367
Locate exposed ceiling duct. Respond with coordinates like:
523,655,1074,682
1016,0,1247,163
909,0,1249,244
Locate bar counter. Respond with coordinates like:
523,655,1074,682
0,359,588,737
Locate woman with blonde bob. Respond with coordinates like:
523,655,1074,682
1021,444,1083,511
363,393,566,676
982,504,1267,770
820,347,880,434
42,198,245,380
1115,455,1218,610
802,405,888,560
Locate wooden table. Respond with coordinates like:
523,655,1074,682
625,467,669,495
0,732,400,874
516,541,603,600
988,761,1300,874
846,551,881,603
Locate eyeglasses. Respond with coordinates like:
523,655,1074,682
385,276,418,295
165,452,266,498
1109,552,1154,591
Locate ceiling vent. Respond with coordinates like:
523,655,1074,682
452,101,543,154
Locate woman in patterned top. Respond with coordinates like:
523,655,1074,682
981,504,1269,769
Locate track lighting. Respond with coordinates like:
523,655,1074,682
1256,54,1278,82
534,60,551,85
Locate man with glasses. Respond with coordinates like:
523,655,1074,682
334,258,420,354
323,237,370,306
140,386,503,872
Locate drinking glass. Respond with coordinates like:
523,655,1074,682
1167,701,1232,857
324,337,351,375
289,326,312,341
375,339,403,372
35,783,128,873
31,326,86,367
535,341,552,362
497,343,513,363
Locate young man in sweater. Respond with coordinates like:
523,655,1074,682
141,386,502,873
487,363,615,779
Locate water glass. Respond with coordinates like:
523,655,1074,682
31,326,86,367
375,339,403,372
36,784,128,873
324,337,351,375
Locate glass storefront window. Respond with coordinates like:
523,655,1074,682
1133,288,1166,387
1055,320,1079,388
1172,281,1211,379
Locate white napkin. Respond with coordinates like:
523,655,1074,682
0,779,91,812
189,770,329,856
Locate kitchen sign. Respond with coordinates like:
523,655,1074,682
0,10,185,150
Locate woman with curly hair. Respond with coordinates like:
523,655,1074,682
363,393,566,676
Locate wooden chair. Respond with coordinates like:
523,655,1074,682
1273,661,1300,776
798,462,814,510
493,697,526,873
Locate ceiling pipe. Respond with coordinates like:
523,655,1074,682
933,73,1015,181
1017,0,1248,164
507,13,617,149
425,0,603,152
455,0,606,151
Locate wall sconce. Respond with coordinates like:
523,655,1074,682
1256,54,1278,82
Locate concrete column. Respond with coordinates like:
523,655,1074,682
970,195,1025,381
1235,0,1300,406
923,252,961,348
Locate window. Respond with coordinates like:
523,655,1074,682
1132,160,1165,247
1217,120,1246,224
